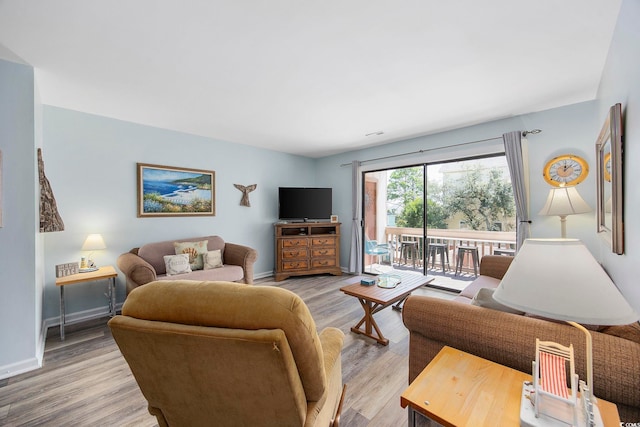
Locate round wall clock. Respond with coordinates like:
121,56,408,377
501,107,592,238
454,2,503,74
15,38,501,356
542,154,589,186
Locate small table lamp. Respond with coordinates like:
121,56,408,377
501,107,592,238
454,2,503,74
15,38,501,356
81,233,106,271
493,239,638,426
539,185,591,238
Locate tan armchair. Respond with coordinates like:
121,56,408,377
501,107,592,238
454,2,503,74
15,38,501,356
108,280,346,427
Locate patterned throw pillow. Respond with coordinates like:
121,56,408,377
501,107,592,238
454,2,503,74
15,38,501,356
174,240,208,271
203,250,223,270
163,254,192,276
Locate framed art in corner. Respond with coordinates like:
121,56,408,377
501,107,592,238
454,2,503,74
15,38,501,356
137,163,215,217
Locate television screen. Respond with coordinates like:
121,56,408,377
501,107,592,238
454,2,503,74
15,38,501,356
278,187,332,221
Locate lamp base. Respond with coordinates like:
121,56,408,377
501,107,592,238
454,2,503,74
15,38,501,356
520,382,603,427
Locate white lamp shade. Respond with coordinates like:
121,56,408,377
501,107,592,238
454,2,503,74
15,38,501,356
493,239,638,325
81,234,107,251
539,186,591,216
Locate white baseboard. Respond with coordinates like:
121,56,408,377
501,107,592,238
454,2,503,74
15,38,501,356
0,356,41,381
43,303,124,330
254,270,275,279
1,304,125,380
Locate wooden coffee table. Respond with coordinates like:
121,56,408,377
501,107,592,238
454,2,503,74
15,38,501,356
401,346,621,427
340,272,434,345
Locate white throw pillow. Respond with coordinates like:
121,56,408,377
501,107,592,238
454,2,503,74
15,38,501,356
163,254,192,276
203,250,223,269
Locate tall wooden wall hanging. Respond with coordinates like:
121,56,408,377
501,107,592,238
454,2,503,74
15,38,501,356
38,148,65,232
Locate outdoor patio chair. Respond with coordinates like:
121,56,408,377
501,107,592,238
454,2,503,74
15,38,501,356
365,239,391,266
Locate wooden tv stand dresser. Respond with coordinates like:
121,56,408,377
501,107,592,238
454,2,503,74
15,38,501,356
274,222,342,281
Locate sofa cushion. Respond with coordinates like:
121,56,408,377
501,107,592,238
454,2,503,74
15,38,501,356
471,288,525,315
174,240,208,270
138,236,226,275
459,275,501,299
156,265,244,283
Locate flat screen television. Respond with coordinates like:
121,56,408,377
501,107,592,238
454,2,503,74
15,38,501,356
278,187,332,222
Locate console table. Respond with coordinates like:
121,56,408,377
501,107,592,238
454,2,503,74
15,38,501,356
274,222,341,281
55,265,117,340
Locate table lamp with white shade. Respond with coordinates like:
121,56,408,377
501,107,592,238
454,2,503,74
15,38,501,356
80,233,106,272
539,186,591,238
493,238,638,426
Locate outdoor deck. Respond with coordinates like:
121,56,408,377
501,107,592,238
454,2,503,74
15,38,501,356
364,226,516,292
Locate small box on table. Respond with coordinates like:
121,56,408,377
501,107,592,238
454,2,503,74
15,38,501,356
360,278,375,286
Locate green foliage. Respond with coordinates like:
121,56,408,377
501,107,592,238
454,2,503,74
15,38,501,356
397,198,424,228
445,167,515,231
425,198,449,229
385,163,514,231
387,167,423,209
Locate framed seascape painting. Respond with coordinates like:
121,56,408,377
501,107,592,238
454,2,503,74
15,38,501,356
137,163,215,217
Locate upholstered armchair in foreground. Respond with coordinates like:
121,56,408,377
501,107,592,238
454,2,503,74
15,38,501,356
108,280,346,427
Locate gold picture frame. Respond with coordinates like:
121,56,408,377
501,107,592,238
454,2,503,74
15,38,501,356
595,103,623,254
137,163,215,217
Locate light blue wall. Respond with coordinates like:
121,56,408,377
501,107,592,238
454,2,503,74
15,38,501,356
316,101,604,276
593,0,640,311
0,58,40,376
40,107,317,320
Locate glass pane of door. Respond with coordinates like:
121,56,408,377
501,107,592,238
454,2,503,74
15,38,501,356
363,166,424,275
425,156,516,290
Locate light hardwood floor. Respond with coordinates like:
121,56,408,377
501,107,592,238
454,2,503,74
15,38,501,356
0,274,456,427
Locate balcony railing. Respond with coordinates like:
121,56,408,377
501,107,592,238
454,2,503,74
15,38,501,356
383,226,516,273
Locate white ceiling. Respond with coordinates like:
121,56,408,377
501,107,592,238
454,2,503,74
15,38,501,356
0,0,622,157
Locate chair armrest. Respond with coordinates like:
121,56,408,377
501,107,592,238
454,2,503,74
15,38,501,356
224,243,258,284
479,255,513,279
117,251,157,290
319,327,345,376
319,327,345,426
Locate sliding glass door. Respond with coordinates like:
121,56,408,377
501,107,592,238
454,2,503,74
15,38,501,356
362,155,516,291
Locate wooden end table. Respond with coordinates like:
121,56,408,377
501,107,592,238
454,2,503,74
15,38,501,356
340,272,434,345
400,346,621,427
55,265,118,340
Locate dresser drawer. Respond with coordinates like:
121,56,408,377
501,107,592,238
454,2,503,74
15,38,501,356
282,248,308,259
311,237,336,246
311,258,336,268
282,238,308,248
312,247,336,257
282,260,309,271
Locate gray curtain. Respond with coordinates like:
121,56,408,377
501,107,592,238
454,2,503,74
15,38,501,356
348,160,362,273
503,131,530,250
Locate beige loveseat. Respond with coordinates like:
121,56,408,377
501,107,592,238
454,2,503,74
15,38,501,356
117,235,257,294
403,255,640,423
